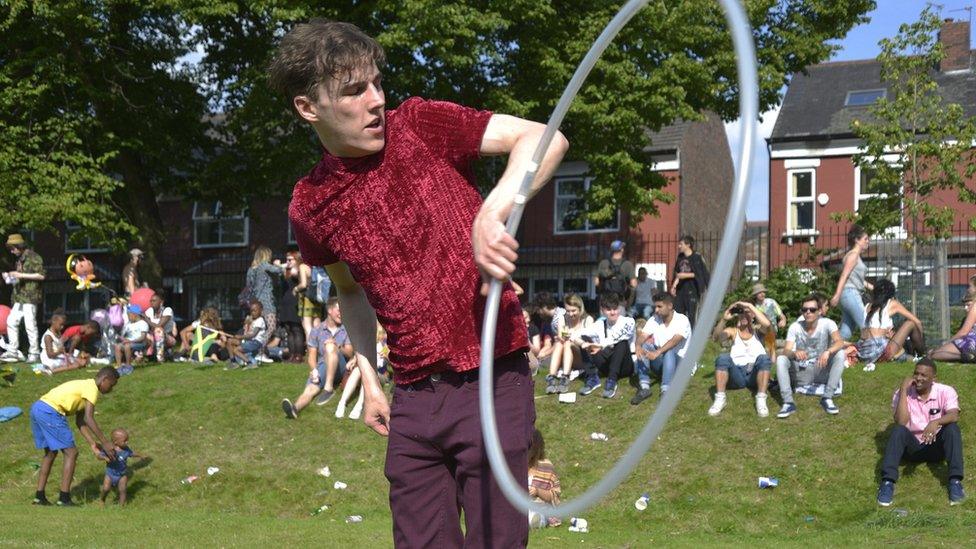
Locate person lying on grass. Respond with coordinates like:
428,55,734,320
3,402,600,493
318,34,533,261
28,367,120,506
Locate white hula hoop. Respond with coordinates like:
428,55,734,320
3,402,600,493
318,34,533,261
478,0,759,517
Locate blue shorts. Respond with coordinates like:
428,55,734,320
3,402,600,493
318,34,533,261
240,339,263,356
308,354,348,389
29,401,75,451
125,340,148,352
106,469,127,486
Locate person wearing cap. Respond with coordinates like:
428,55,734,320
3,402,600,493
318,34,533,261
113,305,149,370
594,240,636,302
1,233,46,363
670,235,709,328
121,248,144,298
750,282,786,359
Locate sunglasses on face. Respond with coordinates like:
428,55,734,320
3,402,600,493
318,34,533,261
801,307,819,313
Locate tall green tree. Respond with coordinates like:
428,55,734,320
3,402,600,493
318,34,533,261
844,5,976,238
1,0,874,271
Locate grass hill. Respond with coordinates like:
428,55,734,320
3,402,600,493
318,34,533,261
1,352,974,547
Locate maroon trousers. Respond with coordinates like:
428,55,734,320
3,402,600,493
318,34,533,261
384,353,535,548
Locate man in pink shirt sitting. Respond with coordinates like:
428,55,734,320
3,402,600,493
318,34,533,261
877,358,965,506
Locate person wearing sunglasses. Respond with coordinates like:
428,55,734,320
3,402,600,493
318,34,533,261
775,294,847,418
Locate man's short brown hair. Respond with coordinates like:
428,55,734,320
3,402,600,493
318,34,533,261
268,19,385,111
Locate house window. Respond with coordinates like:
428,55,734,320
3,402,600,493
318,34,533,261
845,89,886,106
64,221,108,253
554,177,619,234
855,166,903,235
193,201,248,248
191,287,238,321
786,169,815,233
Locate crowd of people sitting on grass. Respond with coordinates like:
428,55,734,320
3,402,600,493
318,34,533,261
8,227,976,508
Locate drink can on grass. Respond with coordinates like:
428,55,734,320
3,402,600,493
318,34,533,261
345,515,363,523
758,476,779,489
590,432,608,441
634,492,651,510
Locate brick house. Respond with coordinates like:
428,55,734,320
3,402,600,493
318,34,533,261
767,18,976,296
514,113,734,300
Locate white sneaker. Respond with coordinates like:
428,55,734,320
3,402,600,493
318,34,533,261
569,370,580,381
863,362,876,372
0,350,25,362
755,393,769,417
348,406,362,420
708,393,727,416
334,404,346,419
256,354,274,364
27,354,40,363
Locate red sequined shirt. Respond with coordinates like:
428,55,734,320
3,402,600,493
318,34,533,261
289,97,528,384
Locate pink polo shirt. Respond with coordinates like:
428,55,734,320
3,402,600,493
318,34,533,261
891,382,960,442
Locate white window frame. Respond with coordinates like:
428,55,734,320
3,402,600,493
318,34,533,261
786,168,817,235
553,177,620,235
854,165,907,239
193,201,249,249
64,221,109,253
844,89,886,107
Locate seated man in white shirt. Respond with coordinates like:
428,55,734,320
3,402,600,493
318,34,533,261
631,292,692,405
577,293,635,399
776,294,847,418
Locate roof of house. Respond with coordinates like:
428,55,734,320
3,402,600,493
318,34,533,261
770,57,976,142
644,119,695,152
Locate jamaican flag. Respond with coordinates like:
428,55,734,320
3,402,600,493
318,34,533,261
190,325,219,362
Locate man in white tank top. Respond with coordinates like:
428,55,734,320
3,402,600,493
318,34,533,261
708,301,772,417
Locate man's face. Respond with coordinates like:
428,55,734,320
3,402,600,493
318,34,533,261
602,306,619,323
676,241,687,254
654,300,673,318
737,311,753,329
912,364,935,393
150,295,162,310
800,300,821,322
249,304,263,318
8,246,21,257
637,269,647,280
298,63,386,158
328,304,342,324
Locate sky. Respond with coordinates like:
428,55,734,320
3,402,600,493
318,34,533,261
726,0,976,221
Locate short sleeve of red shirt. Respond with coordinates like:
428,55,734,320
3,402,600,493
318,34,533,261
395,97,492,172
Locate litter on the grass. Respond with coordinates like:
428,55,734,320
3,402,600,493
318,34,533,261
317,466,331,477
181,475,199,485
558,392,577,403
758,476,779,489
893,508,909,517
568,517,588,533
207,467,219,476
634,492,651,510
345,515,363,523
590,432,608,441
310,504,329,516
333,481,347,490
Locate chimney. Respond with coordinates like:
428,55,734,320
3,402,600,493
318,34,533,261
939,18,972,72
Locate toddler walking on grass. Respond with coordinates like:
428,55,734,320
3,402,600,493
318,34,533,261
99,428,148,506
29,367,120,506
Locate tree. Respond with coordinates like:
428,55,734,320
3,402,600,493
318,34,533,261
840,5,976,328
844,5,976,237
1,0,874,272
0,1,214,284
190,0,875,225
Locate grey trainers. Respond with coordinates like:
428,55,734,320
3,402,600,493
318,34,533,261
545,375,558,394
315,389,335,406
281,398,297,419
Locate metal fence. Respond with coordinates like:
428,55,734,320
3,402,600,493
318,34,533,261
31,223,976,342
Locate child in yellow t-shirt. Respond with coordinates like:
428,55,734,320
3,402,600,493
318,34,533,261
28,367,120,506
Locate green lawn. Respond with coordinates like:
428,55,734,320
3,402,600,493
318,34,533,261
1,352,975,547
